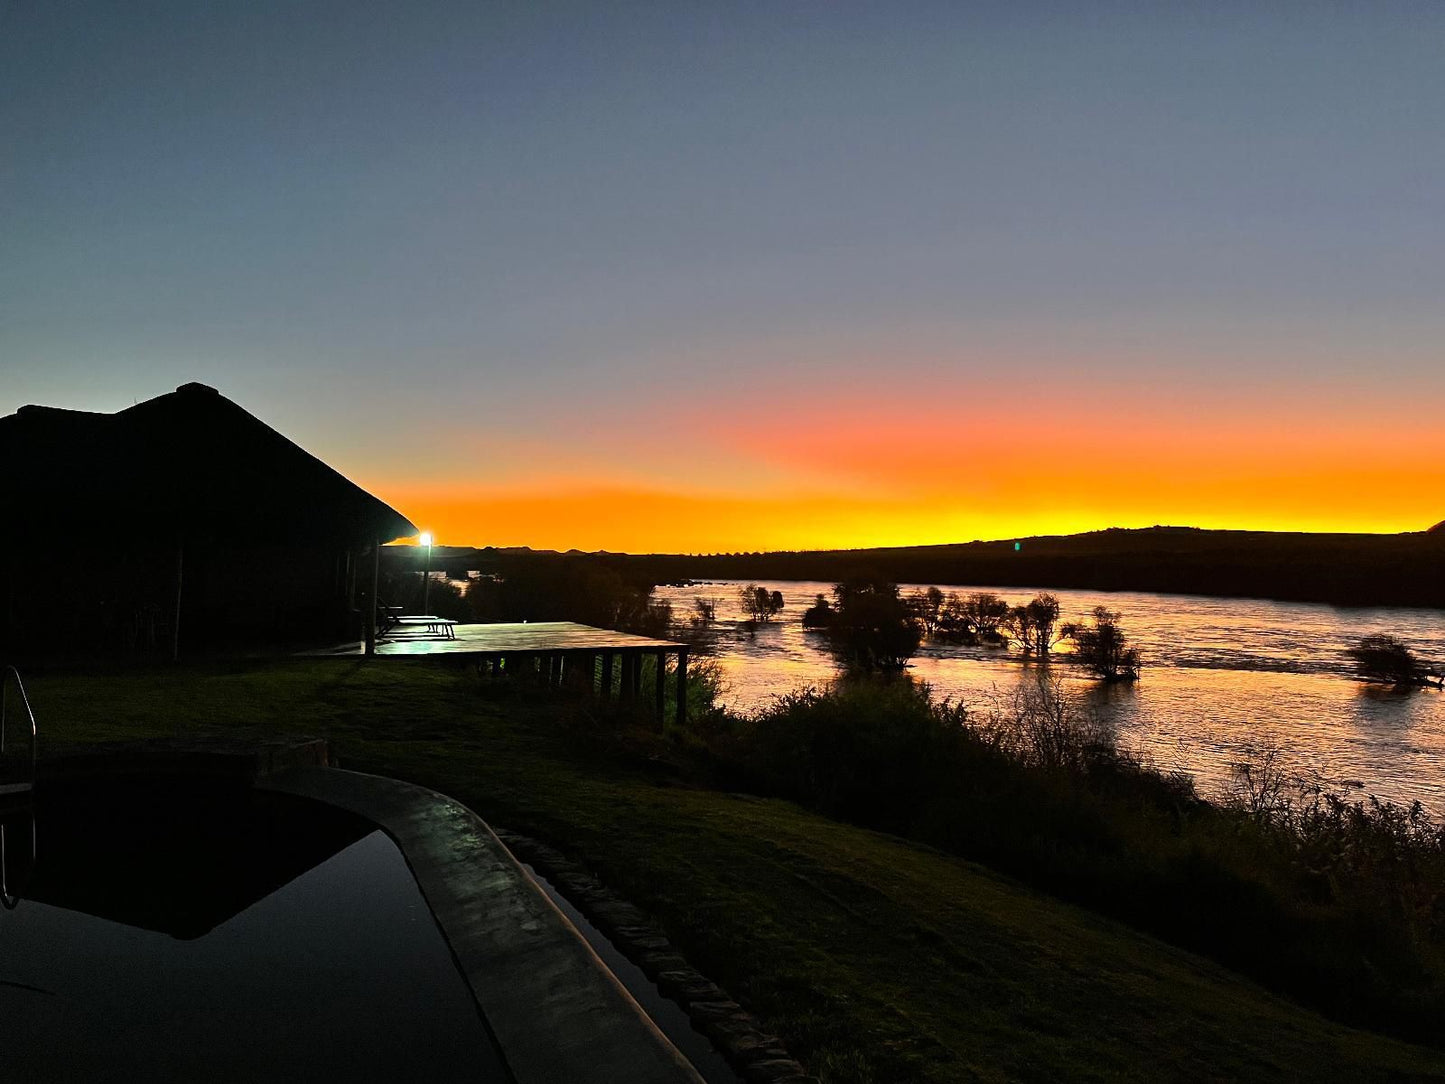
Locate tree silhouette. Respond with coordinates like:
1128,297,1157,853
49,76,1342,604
1062,606,1141,682
822,578,922,672
738,583,785,623
907,586,945,635
802,593,834,629
1347,635,1441,688
1002,593,1063,656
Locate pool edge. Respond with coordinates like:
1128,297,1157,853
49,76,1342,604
259,764,707,1084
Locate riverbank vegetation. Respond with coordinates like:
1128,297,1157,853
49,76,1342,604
700,678,1444,1046
25,661,1445,1082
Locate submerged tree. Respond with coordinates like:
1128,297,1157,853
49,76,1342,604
934,590,1010,643
906,586,946,636
801,593,834,629
1062,607,1141,682
1348,635,1442,688
738,584,785,623
1002,593,1063,657
963,591,1011,641
822,577,922,672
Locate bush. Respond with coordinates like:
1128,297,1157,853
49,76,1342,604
735,679,969,831
738,584,785,623
1348,634,1440,687
1001,593,1063,656
801,593,833,629
818,578,922,672
1062,606,1141,681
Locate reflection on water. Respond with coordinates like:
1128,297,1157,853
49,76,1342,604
0,785,503,1082
659,580,1445,813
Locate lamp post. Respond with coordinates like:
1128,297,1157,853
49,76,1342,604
420,531,433,614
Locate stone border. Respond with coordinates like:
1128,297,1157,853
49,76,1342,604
261,766,706,1084
496,831,819,1084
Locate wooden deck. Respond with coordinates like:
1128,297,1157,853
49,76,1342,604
302,622,691,725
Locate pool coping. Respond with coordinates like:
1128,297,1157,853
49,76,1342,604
259,764,706,1084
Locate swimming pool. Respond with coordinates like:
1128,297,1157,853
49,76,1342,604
0,778,506,1082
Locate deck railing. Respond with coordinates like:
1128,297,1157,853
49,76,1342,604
1,665,38,797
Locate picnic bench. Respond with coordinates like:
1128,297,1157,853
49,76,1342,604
376,606,457,640
391,616,457,639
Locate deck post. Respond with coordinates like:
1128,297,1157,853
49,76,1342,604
364,539,379,657
654,650,666,721
619,652,635,706
171,539,184,662
601,652,615,701
631,650,643,698
675,648,688,728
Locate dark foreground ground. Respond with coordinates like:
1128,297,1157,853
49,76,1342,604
24,660,1445,1083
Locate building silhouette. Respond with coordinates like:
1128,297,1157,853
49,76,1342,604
0,382,415,657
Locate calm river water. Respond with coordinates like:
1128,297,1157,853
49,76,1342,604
655,580,1445,813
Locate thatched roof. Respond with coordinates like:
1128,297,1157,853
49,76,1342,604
0,383,415,547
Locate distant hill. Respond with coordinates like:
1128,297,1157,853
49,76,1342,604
585,525,1445,609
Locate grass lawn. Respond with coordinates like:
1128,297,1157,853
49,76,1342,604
22,658,1445,1082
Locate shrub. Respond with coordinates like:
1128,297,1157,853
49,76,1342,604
738,584,785,623
736,678,971,831
819,579,922,672
1348,634,1440,687
1062,606,1141,681
1001,593,1063,656
905,586,945,635
801,593,833,629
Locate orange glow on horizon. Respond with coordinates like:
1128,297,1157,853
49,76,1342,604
361,383,1445,552
376,475,1443,553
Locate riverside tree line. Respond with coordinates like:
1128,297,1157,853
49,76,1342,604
791,581,1141,681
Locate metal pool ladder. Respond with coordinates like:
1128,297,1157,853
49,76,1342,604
1,666,37,798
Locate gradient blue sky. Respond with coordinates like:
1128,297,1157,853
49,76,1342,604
4,2,1443,549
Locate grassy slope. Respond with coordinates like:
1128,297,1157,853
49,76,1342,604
23,659,1445,1083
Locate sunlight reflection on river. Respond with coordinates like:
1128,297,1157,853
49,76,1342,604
656,580,1445,813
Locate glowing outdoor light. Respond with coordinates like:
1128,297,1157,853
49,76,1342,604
419,531,433,547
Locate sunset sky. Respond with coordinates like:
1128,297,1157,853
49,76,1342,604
4,3,1443,551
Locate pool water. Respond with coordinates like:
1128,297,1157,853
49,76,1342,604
0,781,506,1082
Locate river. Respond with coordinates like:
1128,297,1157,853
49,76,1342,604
655,580,1445,814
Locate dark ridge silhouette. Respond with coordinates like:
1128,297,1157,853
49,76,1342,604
444,524,1445,610
0,382,416,657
